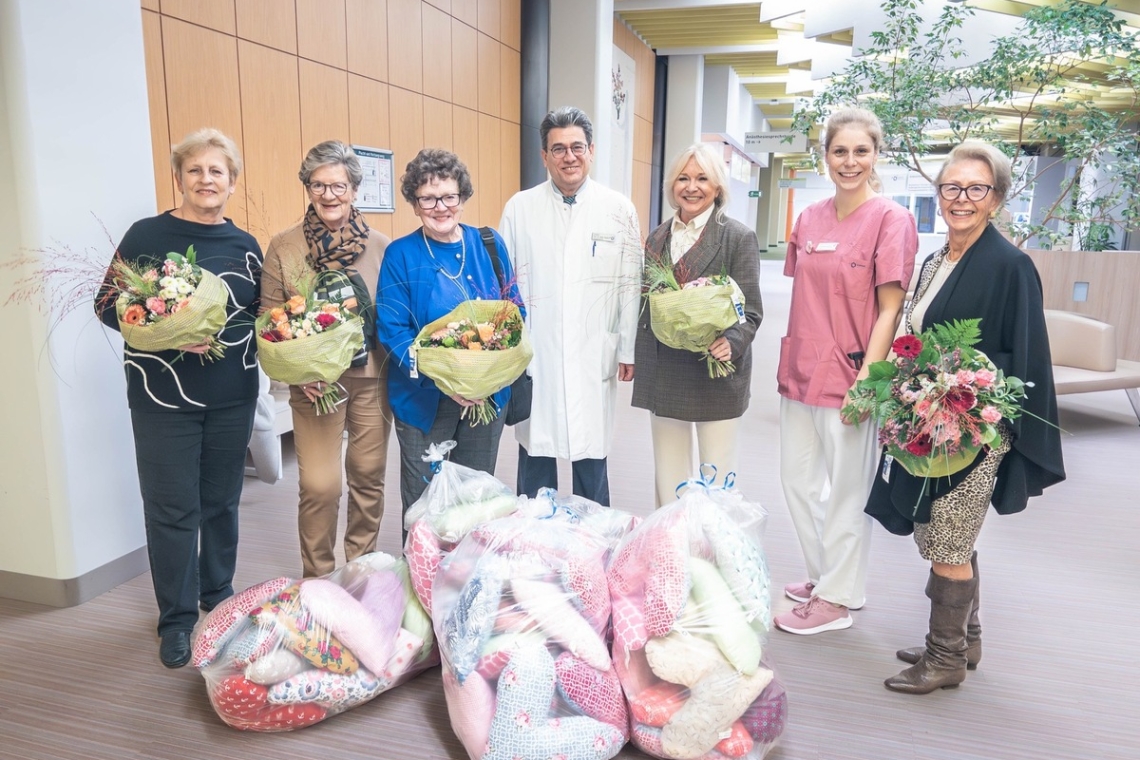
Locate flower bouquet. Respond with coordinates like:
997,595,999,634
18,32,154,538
410,300,532,425
110,245,228,360
257,291,364,415
841,319,1027,478
645,259,746,378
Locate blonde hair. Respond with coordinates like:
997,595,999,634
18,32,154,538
823,107,883,192
936,140,1013,203
170,128,243,180
663,143,730,222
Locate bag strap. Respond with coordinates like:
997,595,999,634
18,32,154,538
479,226,506,290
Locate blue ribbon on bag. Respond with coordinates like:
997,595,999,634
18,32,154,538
674,463,737,499
420,439,458,482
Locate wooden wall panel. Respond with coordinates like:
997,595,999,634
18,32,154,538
500,0,520,51
389,88,425,236
346,0,388,82
451,19,478,110
451,0,477,27
477,34,500,117
499,119,520,212
235,0,296,53
160,0,235,34
296,0,347,69
500,46,520,123
453,106,481,224
161,16,247,227
387,0,423,92
238,41,303,243
142,10,176,213
634,115,652,165
347,76,394,240
425,0,451,13
423,97,454,153
478,114,501,228
614,18,657,235
421,3,453,103
633,160,652,239
477,0,500,40
299,60,350,150
141,0,158,11
1025,249,1140,361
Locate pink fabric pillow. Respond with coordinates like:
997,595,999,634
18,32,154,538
406,520,442,614
192,577,293,668
554,652,628,735
442,666,495,758
299,578,395,675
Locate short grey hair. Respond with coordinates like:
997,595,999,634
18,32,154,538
298,140,363,188
663,143,731,222
400,148,474,204
936,140,1013,203
170,128,242,179
540,106,594,150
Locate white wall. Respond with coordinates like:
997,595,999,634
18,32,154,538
0,0,154,596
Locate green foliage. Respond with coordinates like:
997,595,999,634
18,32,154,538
792,0,1140,248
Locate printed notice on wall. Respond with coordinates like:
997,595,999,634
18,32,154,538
352,146,395,213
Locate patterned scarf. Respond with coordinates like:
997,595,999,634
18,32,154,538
302,203,370,271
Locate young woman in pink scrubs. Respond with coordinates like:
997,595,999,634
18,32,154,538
774,108,918,635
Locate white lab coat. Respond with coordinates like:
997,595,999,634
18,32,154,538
499,178,641,460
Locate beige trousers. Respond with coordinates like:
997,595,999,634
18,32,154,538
290,374,392,577
649,413,740,507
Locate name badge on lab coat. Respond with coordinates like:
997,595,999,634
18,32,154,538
591,233,616,243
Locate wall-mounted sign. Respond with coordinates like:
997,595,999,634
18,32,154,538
744,131,808,154
352,146,395,213
748,190,761,198
778,178,808,189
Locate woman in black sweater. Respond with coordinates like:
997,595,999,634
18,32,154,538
95,128,262,668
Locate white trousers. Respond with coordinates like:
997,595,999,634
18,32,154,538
779,397,876,608
650,414,740,507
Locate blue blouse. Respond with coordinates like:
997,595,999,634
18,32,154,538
377,223,523,432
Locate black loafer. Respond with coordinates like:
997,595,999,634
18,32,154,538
159,631,191,668
199,601,215,613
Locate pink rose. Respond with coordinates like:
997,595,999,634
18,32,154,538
163,259,179,276
981,405,1002,423
142,269,159,283
145,297,166,315
956,369,976,386
974,369,995,387
915,399,932,417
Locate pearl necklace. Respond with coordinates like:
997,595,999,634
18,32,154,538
422,227,468,285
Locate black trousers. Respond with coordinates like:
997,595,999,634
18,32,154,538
131,402,255,635
516,444,610,506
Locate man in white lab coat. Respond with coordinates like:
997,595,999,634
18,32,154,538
499,106,641,505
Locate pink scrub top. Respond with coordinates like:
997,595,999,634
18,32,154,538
778,195,917,408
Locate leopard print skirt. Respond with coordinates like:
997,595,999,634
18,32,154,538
913,427,1013,565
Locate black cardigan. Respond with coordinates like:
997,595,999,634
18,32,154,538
865,224,1066,534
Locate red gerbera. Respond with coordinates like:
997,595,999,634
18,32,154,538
944,387,977,414
905,434,933,456
315,312,337,329
892,334,923,359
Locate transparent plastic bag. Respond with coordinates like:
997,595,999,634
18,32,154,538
433,510,636,760
608,470,786,759
403,443,522,616
192,552,436,731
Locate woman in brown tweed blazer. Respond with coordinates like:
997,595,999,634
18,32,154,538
631,143,763,506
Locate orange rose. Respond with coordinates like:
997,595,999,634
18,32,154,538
122,304,146,325
285,295,307,315
269,307,287,324
477,324,495,343
468,342,483,351
320,303,341,314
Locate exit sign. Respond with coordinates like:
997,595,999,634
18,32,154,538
748,190,761,198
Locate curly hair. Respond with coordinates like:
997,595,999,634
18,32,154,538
400,148,474,204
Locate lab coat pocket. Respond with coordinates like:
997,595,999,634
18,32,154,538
600,330,620,380
589,241,624,282
835,251,873,302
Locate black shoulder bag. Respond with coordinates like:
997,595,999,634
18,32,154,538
479,226,532,426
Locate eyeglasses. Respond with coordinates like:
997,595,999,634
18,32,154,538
415,194,462,210
547,143,589,159
937,183,994,202
308,182,350,197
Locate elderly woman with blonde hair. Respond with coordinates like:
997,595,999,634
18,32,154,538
95,128,262,668
868,139,1065,693
631,142,763,506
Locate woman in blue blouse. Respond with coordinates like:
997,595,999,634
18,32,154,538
377,148,522,524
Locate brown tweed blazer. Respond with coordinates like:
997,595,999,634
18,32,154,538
631,213,763,421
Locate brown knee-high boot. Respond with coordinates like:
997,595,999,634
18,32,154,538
885,570,977,694
896,551,981,668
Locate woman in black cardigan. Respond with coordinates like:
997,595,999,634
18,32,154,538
867,140,1066,694
631,143,763,506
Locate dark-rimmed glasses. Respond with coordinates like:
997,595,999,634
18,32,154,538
308,181,350,197
547,143,588,159
937,184,994,202
415,194,462,210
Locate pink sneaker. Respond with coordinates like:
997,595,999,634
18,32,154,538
784,581,815,603
774,597,852,635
